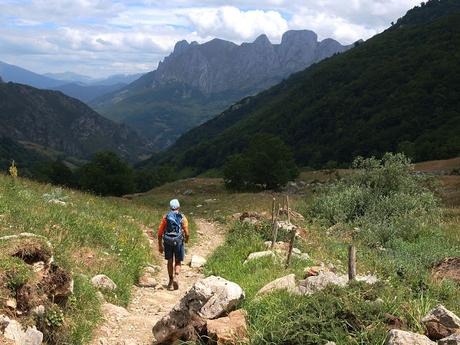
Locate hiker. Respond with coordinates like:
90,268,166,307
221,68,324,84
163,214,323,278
157,199,190,290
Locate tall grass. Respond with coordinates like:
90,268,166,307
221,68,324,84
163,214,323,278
0,175,160,344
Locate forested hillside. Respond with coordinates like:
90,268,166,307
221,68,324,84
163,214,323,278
142,1,460,175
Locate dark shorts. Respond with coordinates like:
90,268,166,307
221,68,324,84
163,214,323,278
164,241,185,262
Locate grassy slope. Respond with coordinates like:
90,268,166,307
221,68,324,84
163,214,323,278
133,158,460,344
0,174,161,344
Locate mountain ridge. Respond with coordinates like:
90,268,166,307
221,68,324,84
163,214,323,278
0,82,152,162
92,29,353,149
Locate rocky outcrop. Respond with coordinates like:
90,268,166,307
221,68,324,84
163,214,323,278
385,329,435,345
206,309,248,344
421,305,460,340
154,30,352,95
0,315,43,345
152,276,244,344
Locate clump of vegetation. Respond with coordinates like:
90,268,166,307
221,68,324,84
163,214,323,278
77,151,135,196
223,134,298,191
309,153,440,246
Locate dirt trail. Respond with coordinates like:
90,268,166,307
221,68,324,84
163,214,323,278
91,219,226,345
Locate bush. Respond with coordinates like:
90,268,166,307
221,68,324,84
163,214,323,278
76,152,134,196
309,153,440,246
223,134,298,191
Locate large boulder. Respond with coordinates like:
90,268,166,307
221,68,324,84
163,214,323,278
199,276,245,319
256,274,299,296
153,276,244,344
438,334,460,345
421,305,460,340
1,315,43,345
91,274,117,291
385,329,435,345
206,309,249,344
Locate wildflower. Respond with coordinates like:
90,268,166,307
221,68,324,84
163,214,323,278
8,160,18,178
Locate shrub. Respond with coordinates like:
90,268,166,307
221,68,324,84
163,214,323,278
309,153,440,246
223,134,298,191
76,152,134,196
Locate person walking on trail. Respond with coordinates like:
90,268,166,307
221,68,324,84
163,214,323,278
157,199,190,290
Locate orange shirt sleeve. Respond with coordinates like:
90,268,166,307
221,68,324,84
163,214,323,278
182,216,189,237
157,216,167,240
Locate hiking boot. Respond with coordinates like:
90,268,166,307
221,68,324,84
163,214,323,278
167,279,174,291
173,274,179,290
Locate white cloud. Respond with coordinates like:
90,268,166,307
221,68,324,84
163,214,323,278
0,0,423,77
187,6,288,42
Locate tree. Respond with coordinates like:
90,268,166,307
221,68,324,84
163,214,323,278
223,134,298,191
77,152,134,196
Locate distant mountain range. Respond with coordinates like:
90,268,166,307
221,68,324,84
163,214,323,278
0,61,143,102
141,0,460,174
0,82,151,163
92,30,354,149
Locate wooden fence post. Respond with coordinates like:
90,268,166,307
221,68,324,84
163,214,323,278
286,195,290,224
270,197,276,249
348,244,357,281
285,228,296,268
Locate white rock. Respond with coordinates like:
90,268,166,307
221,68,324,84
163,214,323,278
48,199,67,206
355,274,378,285
199,276,245,319
5,298,16,310
421,305,460,340
438,334,460,345
32,305,45,317
297,253,311,261
298,271,348,295
244,251,275,264
91,274,117,291
256,274,299,296
292,248,302,255
152,276,244,344
1,315,44,345
275,221,296,232
190,255,207,268
385,329,435,345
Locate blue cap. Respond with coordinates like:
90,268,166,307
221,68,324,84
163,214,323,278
170,199,180,210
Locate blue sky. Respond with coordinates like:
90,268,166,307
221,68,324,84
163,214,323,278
0,0,423,78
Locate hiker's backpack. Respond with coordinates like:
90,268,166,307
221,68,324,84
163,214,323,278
163,211,184,246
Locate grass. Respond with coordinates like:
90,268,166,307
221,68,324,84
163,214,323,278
201,157,460,344
0,175,161,344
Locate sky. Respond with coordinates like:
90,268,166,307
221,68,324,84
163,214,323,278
0,0,423,78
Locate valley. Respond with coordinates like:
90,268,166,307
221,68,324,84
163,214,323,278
0,0,459,344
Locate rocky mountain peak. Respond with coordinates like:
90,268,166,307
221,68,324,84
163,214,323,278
253,34,272,47
173,40,190,54
281,30,318,47
151,29,352,95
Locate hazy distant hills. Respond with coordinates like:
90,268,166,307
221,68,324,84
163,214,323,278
142,0,460,174
93,30,353,149
0,60,143,102
0,61,64,89
0,82,151,162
